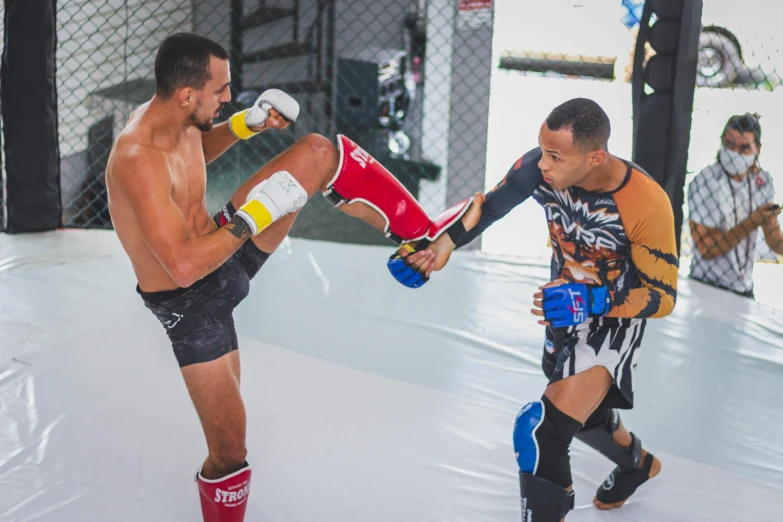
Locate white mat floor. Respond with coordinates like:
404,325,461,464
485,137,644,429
2,230,782,522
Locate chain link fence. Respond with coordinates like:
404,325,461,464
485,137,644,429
489,0,783,300
58,0,192,228
55,0,493,246
46,0,783,297
674,1,783,299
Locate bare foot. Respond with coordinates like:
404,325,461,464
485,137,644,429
397,192,485,277
462,192,486,230
592,449,662,510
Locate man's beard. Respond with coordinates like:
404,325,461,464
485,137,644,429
190,111,214,132
189,101,224,131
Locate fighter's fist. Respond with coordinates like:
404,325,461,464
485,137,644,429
388,192,485,288
229,89,299,140
531,280,611,327
246,89,299,128
234,171,308,235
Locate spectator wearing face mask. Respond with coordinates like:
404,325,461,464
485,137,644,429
687,113,783,299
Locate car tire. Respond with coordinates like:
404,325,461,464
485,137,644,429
696,30,742,87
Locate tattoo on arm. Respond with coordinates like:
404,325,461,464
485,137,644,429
224,216,252,240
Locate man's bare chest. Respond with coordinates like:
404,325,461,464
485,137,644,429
168,147,208,221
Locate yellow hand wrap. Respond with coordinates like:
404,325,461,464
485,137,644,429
389,242,417,261
229,110,260,140
237,199,273,234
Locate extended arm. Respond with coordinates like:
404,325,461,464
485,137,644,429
393,149,544,281
456,149,544,248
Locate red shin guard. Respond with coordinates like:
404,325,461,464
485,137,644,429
323,134,432,244
196,462,252,522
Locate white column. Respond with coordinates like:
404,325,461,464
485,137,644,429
417,0,456,216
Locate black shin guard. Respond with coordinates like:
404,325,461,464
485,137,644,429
576,408,641,471
514,396,582,521
518,473,574,522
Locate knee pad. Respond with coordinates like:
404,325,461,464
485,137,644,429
514,396,581,521
513,395,582,488
576,408,641,471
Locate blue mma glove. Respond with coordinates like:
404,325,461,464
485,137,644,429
386,198,472,289
387,242,431,289
542,283,611,327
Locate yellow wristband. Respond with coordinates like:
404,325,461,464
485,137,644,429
229,110,259,140
239,199,273,232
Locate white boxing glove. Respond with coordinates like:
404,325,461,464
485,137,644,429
234,171,308,235
229,89,300,140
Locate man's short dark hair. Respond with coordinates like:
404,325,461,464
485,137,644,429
723,113,762,147
154,33,229,99
545,98,611,153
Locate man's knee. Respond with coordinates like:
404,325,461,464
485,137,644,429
514,395,582,488
296,134,337,168
514,396,582,521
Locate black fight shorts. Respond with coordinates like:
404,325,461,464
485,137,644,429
137,202,270,367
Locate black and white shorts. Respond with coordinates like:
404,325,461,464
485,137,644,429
542,318,646,410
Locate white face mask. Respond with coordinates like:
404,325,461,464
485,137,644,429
719,146,756,175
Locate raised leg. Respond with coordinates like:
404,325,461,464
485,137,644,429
228,134,388,254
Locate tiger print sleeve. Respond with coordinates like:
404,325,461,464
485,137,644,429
608,169,679,318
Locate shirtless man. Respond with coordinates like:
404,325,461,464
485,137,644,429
106,32,482,522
